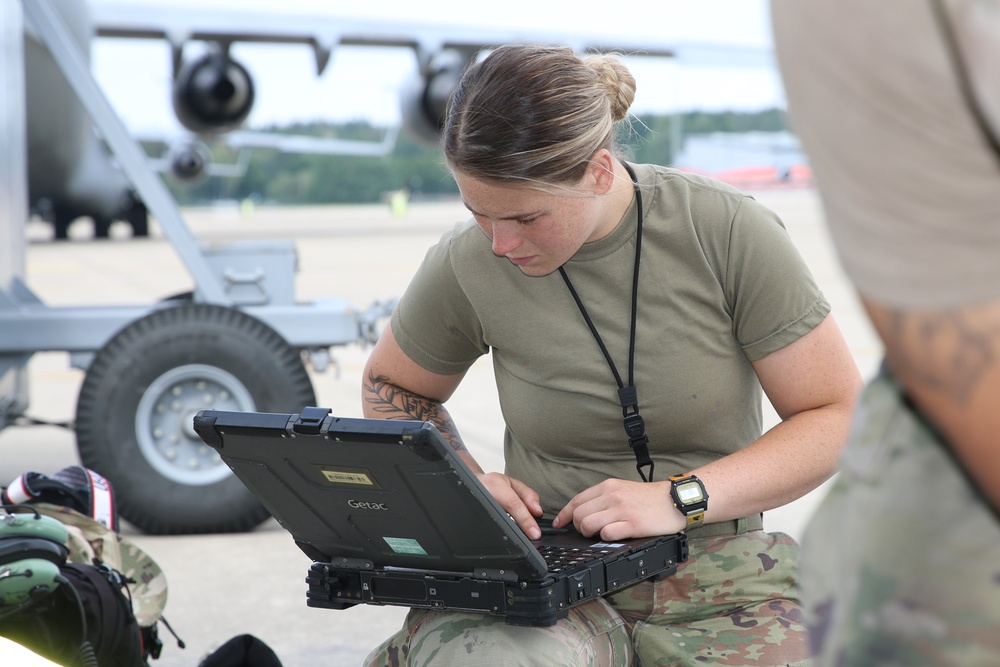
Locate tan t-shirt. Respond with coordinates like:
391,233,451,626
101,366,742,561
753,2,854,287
773,0,1000,310
392,164,829,532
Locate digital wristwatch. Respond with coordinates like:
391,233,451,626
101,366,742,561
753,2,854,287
668,473,709,530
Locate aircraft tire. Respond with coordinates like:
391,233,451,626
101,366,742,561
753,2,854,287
75,303,316,535
51,213,71,241
92,216,112,239
127,201,150,238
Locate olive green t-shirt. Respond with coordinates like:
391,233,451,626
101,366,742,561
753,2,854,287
392,164,829,532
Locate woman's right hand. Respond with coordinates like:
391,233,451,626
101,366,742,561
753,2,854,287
477,472,544,540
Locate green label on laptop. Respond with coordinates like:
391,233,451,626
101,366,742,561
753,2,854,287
384,537,428,556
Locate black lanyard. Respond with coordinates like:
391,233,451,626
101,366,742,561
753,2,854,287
558,162,653,482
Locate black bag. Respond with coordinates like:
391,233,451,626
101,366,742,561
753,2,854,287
199,634,284,667
0,560,153,666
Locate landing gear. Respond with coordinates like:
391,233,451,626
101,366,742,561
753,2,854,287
48,197,148,240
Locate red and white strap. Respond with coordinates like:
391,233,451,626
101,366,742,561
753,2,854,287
83,469,116,530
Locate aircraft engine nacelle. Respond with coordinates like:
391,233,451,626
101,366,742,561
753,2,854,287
172,52,255,134
399,50,469,146
167,142,211,182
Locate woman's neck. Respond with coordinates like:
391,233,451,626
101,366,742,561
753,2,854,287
592,161,638,241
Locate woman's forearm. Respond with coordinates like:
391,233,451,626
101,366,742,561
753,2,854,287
693,401,853,525
362,369,484,473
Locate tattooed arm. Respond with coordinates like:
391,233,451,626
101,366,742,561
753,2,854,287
864,297,1000,511
361,326,479,471
362,325,545,538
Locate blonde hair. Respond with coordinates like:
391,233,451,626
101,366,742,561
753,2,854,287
443,44,636,186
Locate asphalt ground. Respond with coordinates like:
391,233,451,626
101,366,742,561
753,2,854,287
0,188,882,665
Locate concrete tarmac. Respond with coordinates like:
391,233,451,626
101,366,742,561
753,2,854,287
0,188,882,665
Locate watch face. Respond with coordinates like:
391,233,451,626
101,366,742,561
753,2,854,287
676,482,704,504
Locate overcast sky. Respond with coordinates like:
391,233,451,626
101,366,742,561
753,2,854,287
88,0,782,135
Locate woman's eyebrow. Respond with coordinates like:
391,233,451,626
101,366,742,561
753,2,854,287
463,202,541,221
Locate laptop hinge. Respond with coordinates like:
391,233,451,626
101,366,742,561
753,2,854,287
292,406,332,435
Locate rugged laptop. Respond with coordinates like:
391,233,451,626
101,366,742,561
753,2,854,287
193,407,688,627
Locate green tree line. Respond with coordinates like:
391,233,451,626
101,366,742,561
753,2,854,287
166,109,787,205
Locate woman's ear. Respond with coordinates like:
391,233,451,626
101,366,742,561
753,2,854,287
587,149,617,195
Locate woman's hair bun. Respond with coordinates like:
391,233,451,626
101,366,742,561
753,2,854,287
585,54,637,122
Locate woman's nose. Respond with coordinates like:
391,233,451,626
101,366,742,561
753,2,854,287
490,220,522,256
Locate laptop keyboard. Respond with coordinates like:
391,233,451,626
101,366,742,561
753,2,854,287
536,544,614,573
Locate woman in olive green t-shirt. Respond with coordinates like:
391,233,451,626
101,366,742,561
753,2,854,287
361,44,862,667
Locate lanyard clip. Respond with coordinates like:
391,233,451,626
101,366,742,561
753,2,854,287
623,413,646,442
621,412,654,482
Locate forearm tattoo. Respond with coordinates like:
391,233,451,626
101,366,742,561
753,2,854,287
364,369,468,453
885,308,1000,404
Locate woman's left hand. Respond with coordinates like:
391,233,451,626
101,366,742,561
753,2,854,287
552,478,685,541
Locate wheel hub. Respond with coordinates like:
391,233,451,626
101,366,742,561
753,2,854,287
135,364,255,485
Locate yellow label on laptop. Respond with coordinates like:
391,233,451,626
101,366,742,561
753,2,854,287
316,465,378,487
384,537,428,556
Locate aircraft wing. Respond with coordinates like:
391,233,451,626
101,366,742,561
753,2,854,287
89,1,678,77
140,125,400,184
224,126,400,156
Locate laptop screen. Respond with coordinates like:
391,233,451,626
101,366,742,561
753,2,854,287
194,409,547,580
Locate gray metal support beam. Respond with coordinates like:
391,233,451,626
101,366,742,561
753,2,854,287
0,1,31,425
0,4,28,277
0,296,364,357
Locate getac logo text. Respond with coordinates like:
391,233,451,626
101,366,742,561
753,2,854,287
348,499,388,511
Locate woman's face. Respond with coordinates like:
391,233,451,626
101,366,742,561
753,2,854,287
454,167,619,277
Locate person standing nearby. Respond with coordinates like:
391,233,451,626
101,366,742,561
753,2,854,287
772,1,1000,664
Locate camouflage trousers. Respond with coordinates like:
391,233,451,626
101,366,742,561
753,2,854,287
364,531,809,666
800,370,1000,666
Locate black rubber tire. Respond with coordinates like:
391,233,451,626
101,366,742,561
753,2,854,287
92,216,112,239
51,210,72,240
75,304,316,534
126,200,149,238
